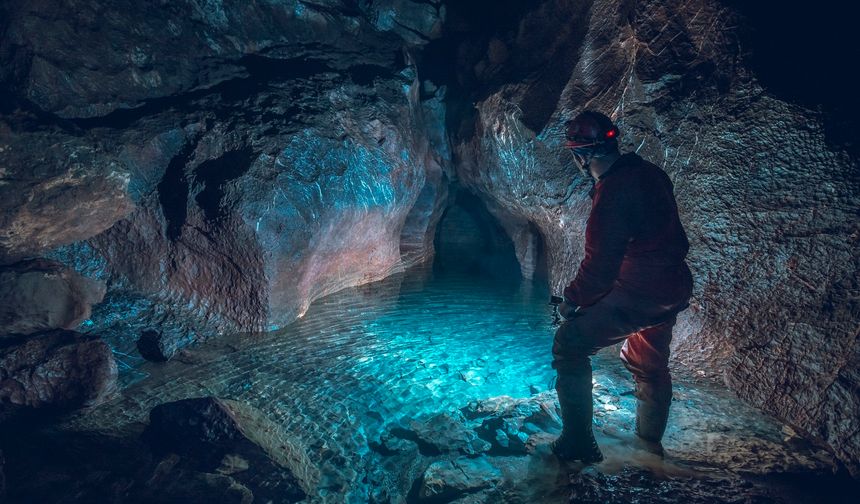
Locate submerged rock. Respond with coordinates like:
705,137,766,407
0,259,105,338
366,440,427,504
389,411,491,456
418,457,502,502
0,329,117,414
138,454,254,504
464,393,563,455
143,397,316,503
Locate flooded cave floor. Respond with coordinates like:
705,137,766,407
2,353,853,504
1,271,856,503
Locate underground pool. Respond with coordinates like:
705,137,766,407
2,265,850,503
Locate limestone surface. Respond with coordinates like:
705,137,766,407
0,329,117,414
1,0,452,354
0,259,105,338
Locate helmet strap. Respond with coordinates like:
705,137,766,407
570,149,594,177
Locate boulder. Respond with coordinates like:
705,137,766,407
0,137,134,264
0,259,105,338
143,397,316,503
418,457,501,503
0,329,117,414
389,412,491,456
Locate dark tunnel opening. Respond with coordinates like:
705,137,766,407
432,190,522,284
528,220,550,289
722,0,860,156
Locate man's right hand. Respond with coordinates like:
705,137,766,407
558,301,579,320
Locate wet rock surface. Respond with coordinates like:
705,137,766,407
0,259,105,338
465,392,563,455
418,457,502,502
144,397,315,502
389,412,491,456
359,355,846,503
0,329,117,416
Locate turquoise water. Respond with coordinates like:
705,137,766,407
87,266,592,500
65,265,841,503
85,269,576,496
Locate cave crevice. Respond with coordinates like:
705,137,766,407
193,147,256,224
157,141,197,242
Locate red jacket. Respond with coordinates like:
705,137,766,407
563,153,692,307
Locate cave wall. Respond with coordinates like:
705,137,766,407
447,0,859,473
0,0,451,345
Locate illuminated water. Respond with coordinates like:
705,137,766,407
75,267,572,499
64,266,841,503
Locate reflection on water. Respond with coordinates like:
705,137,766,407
75,265,580,501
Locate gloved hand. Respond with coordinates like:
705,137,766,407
558,301,579,320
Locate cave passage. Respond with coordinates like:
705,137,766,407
2,0,858,502
433,189,524,284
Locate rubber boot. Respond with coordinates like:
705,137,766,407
551,366,603,464
633,376,672,457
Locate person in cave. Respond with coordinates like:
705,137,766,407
550,110,693,464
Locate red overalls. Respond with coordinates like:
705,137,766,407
554,152,692,376
552,153,692,451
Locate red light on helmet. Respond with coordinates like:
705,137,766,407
605,129,617,138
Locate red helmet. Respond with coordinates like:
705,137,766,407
564,111,619,151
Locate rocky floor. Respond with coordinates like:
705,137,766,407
2,351,852,503
1,272,856,503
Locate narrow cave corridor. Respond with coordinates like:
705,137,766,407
433,190,522,281
1,1,858,503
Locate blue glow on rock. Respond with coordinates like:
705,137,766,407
273,131,399,215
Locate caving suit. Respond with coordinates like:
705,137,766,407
552,152,693,453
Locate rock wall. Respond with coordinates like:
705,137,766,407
0,1,451,348
447,0,859,473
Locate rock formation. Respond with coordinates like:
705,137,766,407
0,329,117,416
0,259,106,337
1,0,451,347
